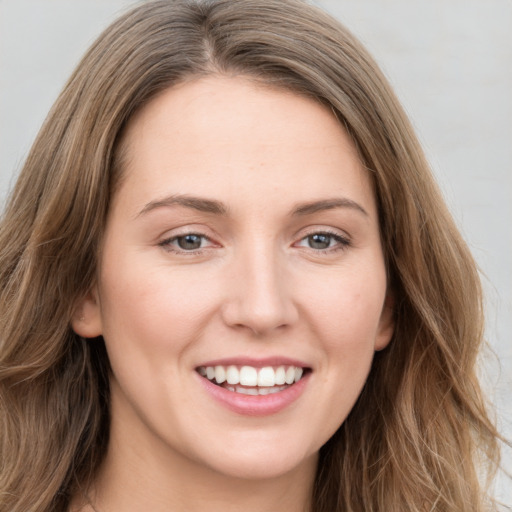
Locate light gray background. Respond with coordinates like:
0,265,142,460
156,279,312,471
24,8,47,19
0,0,510,503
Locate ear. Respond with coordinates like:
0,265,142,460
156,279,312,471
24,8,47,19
375,291,395,351
71,286,103,338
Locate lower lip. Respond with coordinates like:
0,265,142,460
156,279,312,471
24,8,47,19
197,373,310,416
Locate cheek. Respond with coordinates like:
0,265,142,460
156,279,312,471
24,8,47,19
293,272,386,447
98,255,222,354
302,267,387,350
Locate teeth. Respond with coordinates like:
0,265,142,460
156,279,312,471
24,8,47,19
275,366,286,385
225,384,289,395
198,364,306,389
257,366,275,387
242,387,258,396
214,365,226,384
285,366,295,385
226,365,239,385
240,366,258,386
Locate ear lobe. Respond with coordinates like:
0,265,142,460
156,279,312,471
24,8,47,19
71,286,103,338
375,292,394,351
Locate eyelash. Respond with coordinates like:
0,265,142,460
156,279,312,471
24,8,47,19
159,229,351,255
295,230,351,253
159,233,214,255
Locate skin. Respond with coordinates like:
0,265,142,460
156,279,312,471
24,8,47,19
72,75,394,512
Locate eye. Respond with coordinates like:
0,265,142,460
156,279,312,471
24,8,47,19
296,231,349,251
160,233,213,252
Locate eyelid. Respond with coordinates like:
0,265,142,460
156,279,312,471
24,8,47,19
156,225,351,255
158,229,219,254
293,227,351,252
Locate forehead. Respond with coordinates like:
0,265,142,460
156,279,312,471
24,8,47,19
115,75,375,218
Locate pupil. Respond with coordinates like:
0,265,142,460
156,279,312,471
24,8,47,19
178,234,202,250
309,234,330,249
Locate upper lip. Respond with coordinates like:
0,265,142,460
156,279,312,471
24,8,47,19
196,356,311,369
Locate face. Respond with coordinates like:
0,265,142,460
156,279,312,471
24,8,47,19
74,76,393,482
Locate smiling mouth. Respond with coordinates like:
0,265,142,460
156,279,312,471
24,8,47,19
196,365,309,395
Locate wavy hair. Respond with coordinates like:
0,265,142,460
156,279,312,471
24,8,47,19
0,0,504,510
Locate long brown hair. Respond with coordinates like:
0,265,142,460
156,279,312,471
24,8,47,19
0,1,504,510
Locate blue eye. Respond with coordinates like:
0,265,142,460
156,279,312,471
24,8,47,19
308,233,333,250
177,234,203,250
297,232,349,251
161,233,210,252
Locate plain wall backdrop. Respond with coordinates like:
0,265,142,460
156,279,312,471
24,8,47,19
0,0,510,503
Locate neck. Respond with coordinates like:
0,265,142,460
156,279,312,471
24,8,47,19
86,451,316,512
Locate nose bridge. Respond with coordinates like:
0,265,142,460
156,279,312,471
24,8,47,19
223,238,297,335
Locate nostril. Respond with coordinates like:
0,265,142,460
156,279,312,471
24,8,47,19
220,277,299,335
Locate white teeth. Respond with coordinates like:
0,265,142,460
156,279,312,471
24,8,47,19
214,365,226,384
275,366,286,385
285,366,295,385
239,366,258,386
257,366,275,387
198,364,306,389
265,385,288,394
226,365,239,385
224,384,289,395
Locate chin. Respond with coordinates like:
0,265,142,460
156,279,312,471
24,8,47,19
196,440,319,482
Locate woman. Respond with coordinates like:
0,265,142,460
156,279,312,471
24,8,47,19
0,0,504,511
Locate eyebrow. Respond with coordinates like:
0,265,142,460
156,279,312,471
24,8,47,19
291,198,368,217
136,194,368,218
137,194,228,217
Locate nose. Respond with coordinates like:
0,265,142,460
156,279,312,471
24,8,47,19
221,244,299,336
